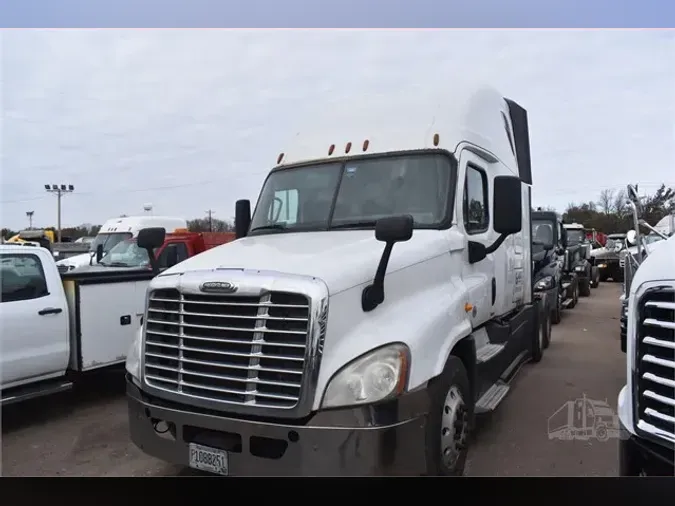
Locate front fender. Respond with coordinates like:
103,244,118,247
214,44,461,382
313,254,471,410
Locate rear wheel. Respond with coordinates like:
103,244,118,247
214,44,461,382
579,278,591,297
425,356,472,476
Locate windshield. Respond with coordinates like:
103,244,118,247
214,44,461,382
532,220,554,247
90,232,133,255
249,152,453,234
99,238,151,268
566,229,585,245
644,233,664,245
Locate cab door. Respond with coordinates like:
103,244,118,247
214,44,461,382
457,149,496,326
0,249,69,388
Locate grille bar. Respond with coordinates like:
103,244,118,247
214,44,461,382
636,286,675,443
143,288,310,409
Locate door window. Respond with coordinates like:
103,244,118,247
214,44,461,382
463,165,490,234
157,243,189,270
0,253,49,303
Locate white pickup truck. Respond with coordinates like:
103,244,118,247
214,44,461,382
0,233,167,404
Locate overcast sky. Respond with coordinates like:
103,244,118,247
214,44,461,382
2,30,674,229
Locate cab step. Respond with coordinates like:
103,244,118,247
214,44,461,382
562,298,575,308
0,379,73,407
476,343,505,363
561,282,571,291
475,381,511,414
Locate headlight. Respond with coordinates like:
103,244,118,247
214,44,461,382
534,276,554,291
321,343,409,409
125,325,143,385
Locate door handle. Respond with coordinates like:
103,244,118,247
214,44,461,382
38,307,63,316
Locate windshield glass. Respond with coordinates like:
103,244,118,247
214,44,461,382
532,220,554,247
644,233,664,245
566,229,585,245
99,238,151,268
90,232,133,254
249,152,453,234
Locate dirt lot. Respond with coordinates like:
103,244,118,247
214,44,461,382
1,282,625,477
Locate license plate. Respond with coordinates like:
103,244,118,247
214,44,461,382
188,443,229,475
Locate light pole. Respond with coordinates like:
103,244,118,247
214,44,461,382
26,211,34,229
44,184,74,243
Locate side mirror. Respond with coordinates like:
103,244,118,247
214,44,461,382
493,176,522,235
137,227,166,250
235,199,251,239
375,215,414,244
362,215,414,312
561,228,568,249
626,230,637,246
95,244,104,263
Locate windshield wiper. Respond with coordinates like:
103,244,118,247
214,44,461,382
330,220,377,230
101,262,136,268
250,224,287,233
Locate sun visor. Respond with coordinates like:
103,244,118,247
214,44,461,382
504,98,532,185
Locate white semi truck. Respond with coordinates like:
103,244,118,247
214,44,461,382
617,184,674,475
125,86,550,476
56,215,187,272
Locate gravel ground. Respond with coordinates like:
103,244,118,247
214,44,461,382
1,282,625,476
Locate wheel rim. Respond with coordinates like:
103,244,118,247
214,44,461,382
440,385,468,469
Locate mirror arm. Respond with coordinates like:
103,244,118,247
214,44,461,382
362,242,394,312
485,234,508,255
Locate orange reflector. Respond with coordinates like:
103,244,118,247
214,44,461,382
345,142,352,154
464,303,473,312
277,152,284,164
362,139,370,151
433,133,440,146
328,144,335,155
174,228,189,233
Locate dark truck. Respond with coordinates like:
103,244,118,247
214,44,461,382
590,233,626,282
532,211,577,324
562,222,599,296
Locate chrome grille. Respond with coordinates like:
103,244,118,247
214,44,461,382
635,286,675,442
143,288,310,409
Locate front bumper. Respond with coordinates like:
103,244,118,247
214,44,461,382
127,376,429,476
619,421,674,476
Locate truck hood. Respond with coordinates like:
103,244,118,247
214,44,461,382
55,252,96,268
159,230,452,295
629,235,675,297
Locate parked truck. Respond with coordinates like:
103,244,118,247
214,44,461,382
562,222,599,294
125,87,551,476
591,233,626,282
55,215,187,272
0,229,235,405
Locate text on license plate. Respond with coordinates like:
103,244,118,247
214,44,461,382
189,443,229,475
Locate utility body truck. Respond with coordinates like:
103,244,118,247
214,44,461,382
126,86,550,476
618,189,675,475
0,230,233,405
55,215,187,272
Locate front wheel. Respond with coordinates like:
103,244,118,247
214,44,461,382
579,278,591,297
551,290,562,324
425,356,472,476
590,266,600,288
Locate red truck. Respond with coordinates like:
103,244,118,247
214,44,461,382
585,228,607,248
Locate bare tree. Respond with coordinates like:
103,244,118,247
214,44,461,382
597,188,615,215
613,189,628,218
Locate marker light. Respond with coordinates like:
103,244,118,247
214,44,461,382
362,139,370,152
433,133,440,146
328,144,335,156
345,142,352,154
277,152,284,164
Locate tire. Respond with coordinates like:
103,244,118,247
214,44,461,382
568,281,578,309
590,267,599,288
599,271,609,282
425,356,472,476
579,279,591,297
551,289,562,324
542,302,552,349
531,305,544,363
595,424,609,442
